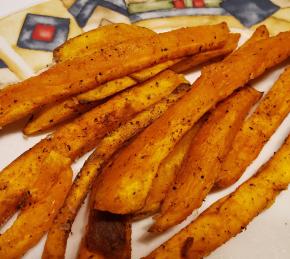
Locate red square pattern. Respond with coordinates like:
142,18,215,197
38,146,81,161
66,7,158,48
193,0,205,7
173,0,185,8
32,24,56,42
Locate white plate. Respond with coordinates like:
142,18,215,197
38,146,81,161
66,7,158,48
0,28,290,259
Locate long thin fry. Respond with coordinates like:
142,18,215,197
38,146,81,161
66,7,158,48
42,84,190,259
24,32,240,135
151,87,262,232
170,33,240,73
23,76,137,135
77,76,137,103
0,160,72,259
23,98,100,135
130,59,181,82
93,29,290,215
215,66,290,188
0,23,228,127
145,134,290,259
0,70,186,226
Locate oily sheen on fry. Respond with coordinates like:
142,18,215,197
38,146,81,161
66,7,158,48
151,87,262,232
170,33,240,73
23,76,137,135
135,123,202,218
93,30,290,215
0,164,72,259
54,23,156,62
0,23,229,127
215,66,290,188
145,135,290,259
42,85,190,259
0,70,185,226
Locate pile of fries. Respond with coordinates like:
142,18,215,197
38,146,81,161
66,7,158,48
0,22,289,259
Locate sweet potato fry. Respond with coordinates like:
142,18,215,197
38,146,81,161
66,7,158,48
27,24,155,134
170,33,240,73
54,23,156,62
130,59,181,82
0,149,71,227
24,32,239,135
215,66,290,189
77,76,137,103
0,161,72,259
229,25,269,51
84,211,131,259
23,98,100,135
78,237,103,259
23,76,137,135
151,87,262,232
145,134,290,259
0,70,186,227
76,160,131,259
93,29,290,215
135,121,203,218
0,23,229,128
42,83,190,259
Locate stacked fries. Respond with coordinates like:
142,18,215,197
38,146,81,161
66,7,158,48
0,22,289,259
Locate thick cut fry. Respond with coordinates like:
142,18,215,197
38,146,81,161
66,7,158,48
130,59,181,82
170,33,240,73
145,135,290,259
215,66,290,188
76,160,131,259
0,70,186,226
78,238,103,259
0,23,228,128
0,163,72,259
135,121,203,218
151,87,262,232
85,211,131,259
42,84,190,259
54,23,156,62
0,150,71,227
93,29,290,215
78,177,131,259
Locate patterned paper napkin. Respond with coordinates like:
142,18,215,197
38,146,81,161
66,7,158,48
0,0,290,87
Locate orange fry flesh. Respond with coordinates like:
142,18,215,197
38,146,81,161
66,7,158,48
0,163,72,259
93,29,290,215
0,23,228,128
54,23,156,62
170,33,240,73
0,70,186,226
151,87,262,232
42,84,190,259
215,66,290,188
136,120,204,218
145,135,290,259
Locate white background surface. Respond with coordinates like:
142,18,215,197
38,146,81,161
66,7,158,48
0,2,290,259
